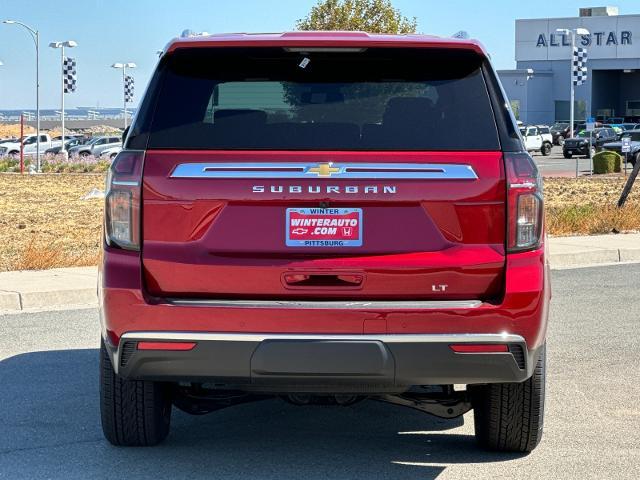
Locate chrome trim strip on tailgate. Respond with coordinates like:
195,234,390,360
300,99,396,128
170,162,478,180
121,331,524,344
165,299,483,309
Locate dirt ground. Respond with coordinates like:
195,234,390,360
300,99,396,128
0,124,35,138
0,174,638,271
0,174,104,271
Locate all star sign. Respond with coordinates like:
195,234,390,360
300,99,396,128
515,15,640,62
536,31,632,47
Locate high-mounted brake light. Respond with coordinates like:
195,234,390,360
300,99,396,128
505,152,544,252
105,150,144,250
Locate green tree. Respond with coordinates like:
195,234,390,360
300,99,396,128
296,0,417,34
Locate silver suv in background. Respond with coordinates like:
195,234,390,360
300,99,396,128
68,135,122,157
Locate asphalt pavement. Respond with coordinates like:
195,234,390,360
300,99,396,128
1,264,639,479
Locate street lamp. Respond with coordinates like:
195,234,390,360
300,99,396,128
3,20,41,170
111,62,136,129
556,27,590,142
49,41,77,157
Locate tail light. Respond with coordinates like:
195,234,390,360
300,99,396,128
505,152,544,252
105,150,144,250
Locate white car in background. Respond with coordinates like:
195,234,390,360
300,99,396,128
519,125,553,156
100,145,122,160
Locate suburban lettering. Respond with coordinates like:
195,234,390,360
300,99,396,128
252,185,397,195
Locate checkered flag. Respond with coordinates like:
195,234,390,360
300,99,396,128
124,75,134,103
63,57,77,93
572,47,588,86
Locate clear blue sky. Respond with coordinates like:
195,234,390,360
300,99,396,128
0,0,638,109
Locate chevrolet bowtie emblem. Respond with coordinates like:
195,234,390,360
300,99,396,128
307,163,342,177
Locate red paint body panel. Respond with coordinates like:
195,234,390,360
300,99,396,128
141,151,506,300
99,243,549,349
164,32,489,56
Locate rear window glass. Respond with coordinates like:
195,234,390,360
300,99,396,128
147,47,499,151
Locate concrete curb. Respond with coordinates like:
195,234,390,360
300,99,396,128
0,267,97,313
1,234,639,313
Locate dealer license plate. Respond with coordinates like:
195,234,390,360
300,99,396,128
286,208,362,247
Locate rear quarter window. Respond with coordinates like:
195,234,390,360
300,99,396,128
144,47,500,151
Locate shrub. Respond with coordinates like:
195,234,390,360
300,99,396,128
593,150,622,174
0,153,110,173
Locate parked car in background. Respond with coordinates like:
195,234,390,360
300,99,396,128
45,137,83,155
603,124,624,136
602,130,640,166
99,145,122,160
619,123,638,132
0,134,53,157
68,135,121,157
563,127,618,158
550,122,568,145
520,125,552,155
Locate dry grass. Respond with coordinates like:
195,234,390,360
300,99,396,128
543,177,640,236
0,174,103,271
0,174,639,271
0,124,35,138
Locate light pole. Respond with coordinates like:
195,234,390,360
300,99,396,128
3,20,40,171
111,62,136,129
556,28,590,140
49,41,77,158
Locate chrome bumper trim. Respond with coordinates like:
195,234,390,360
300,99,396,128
121,332,524,345
165,299,483,310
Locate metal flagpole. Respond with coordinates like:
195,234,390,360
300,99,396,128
2,21,41,170
571,33,577,179
36,30,40,171
123,65,127,130
61,45,65,157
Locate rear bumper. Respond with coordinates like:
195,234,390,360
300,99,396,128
99,244,550,390
105,332,540,392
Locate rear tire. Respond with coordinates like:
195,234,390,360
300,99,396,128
541,142,552,156
471,344,546,453
100,339,172,446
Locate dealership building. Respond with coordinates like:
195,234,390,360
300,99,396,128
498,6,640,125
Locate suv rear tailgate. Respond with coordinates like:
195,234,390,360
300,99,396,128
142,150,505,300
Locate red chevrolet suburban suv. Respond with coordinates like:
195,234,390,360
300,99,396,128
99,32,549,452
